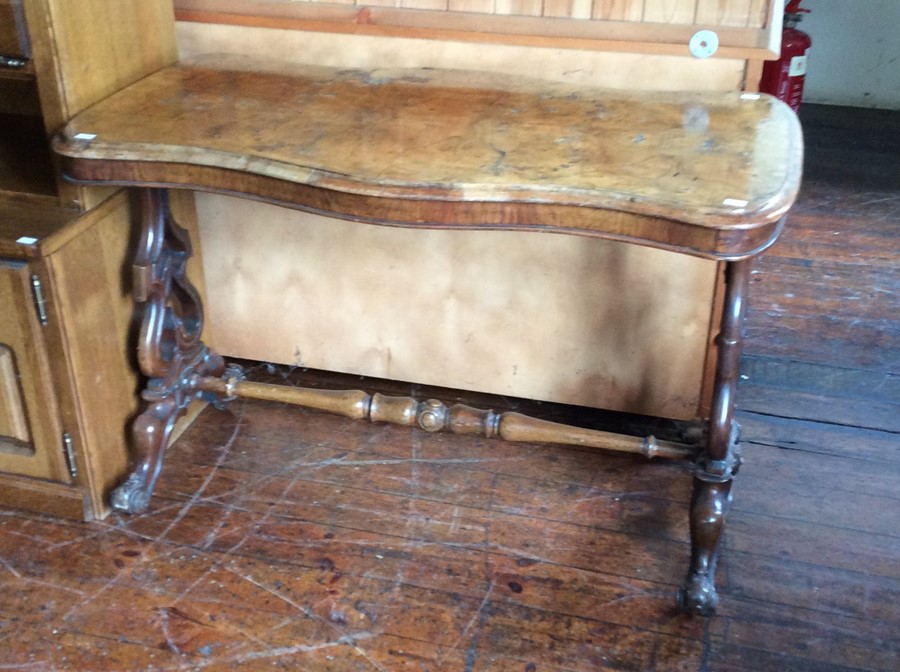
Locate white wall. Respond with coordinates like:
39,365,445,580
799,0,900,109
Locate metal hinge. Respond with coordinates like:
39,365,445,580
30,274,48,326
62,433,78,479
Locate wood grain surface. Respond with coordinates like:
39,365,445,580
54,54,802,259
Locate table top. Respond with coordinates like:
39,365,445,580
54,55,803,259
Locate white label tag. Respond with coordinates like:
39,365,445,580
789,54,808,77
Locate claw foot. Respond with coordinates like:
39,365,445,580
110,473,152,514
677,573,719,616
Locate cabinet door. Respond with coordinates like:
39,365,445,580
0,259,69,481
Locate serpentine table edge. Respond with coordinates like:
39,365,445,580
52,55,804,617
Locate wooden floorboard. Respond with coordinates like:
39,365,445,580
1,104,898,671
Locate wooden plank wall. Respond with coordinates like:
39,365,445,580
277,0,771,26
174,0,781,58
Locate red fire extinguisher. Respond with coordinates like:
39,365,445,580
759,0,812,112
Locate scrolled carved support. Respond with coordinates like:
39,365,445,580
678,258,751,615
112,189,224,514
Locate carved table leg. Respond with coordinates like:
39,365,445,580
111,189,225,514
677,258,750,615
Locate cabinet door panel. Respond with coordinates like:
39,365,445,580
0,344,32,448
0,260,68,481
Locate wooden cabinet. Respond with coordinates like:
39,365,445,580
0,0,180,518
0,196,137,518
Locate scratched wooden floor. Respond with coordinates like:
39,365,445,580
1,104,898,671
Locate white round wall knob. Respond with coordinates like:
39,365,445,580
689,30,719,59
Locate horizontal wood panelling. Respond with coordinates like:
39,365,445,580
184,0,772,24
174,0,779,58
